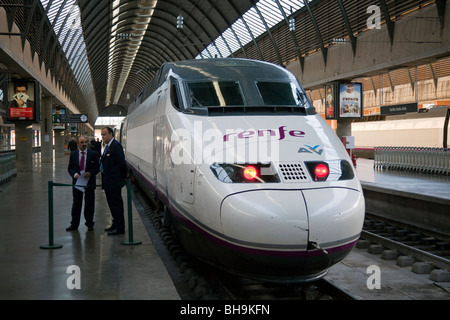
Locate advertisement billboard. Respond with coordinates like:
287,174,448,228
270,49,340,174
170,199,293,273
338,82,363,118
7,80,40,122
324,83,337,120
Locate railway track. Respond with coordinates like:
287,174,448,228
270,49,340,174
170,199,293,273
361,213,450,272
132,184,355,300
215,275,356,300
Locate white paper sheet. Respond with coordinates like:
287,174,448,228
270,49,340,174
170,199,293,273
75,170,88,192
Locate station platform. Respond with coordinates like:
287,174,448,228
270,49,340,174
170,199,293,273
0,153,180,300
0,154,448,300
355,158,450,202
356,158,450,233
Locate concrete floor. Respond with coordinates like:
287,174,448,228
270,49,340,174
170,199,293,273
0,153,179,300
356,158,450,201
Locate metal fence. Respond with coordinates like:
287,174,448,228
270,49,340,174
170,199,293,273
0,152,16,184
374,147,450,175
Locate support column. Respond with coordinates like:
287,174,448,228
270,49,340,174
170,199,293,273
15,122,33,172
54,129,65,158
335,118,353,138
41,97,53,163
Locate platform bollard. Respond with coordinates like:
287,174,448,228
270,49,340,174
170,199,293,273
121,179,142,246
40,181,63,249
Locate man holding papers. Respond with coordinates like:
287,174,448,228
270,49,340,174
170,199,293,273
66,136,100,231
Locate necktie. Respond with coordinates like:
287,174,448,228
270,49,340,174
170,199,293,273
80,151,85,171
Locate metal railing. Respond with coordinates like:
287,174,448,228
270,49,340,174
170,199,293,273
0,152,16,185
40,180,141,249
374,147,450,175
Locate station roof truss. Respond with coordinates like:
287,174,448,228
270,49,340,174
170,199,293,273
0,0,446,124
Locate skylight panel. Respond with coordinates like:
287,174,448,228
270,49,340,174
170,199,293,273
197,0,305,59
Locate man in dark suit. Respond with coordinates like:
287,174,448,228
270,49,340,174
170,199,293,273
100,126,128,235
66,136,100,231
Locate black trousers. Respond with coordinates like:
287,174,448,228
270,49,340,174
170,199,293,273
104,187,125,232
70,187,95,228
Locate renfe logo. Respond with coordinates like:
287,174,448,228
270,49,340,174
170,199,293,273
223,126,305,141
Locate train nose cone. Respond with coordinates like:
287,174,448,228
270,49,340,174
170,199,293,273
220,190,309,251
303,187,365,250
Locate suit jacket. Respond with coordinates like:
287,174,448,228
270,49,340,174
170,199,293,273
68,149,100,189
101,139,127,190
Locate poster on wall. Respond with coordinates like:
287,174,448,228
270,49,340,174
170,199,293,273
7,80,40,122
324,83,337,120
338,82,363,118
53,106,66,130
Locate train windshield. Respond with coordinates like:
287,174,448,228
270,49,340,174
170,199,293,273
187,81,245,107
256,81,306,106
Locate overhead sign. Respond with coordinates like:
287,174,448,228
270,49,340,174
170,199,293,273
380,103,418,115
54,113,88,123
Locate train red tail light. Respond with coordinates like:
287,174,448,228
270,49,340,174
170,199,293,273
211,163,280,183
305,162,330,181
243,166,258,180
314,164,329,179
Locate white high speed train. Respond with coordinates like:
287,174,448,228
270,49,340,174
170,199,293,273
121,58,365,282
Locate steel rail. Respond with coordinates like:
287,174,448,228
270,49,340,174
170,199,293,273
361,230,450,271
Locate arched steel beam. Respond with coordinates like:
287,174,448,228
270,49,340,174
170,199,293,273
274,0,303,68
39,0,69,73
304,0,327,66
21,0,39,50
250,0,282,65
228,1,263,61
378,0,395,46
435,0,446,30
336,0,357,56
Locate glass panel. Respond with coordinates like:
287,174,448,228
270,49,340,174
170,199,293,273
187,82,244,107
257,82,304,106
197,0,305,59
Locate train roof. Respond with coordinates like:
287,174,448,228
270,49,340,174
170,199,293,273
130,58,316,116
161,58,297,82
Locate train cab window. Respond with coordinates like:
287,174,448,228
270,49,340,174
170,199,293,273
170,79,182,111
257,81,305,106
187,81,244,107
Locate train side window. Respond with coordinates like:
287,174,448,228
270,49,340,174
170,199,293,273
170,79,182,111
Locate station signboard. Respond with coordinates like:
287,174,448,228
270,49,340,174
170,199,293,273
380,103,418,115
54,113,88,123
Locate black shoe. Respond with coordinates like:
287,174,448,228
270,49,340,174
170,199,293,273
105,226,115,232
87,227,94,231
66,226,78,231
107,229,125,236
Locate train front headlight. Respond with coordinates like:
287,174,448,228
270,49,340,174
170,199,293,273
210,163,280,183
